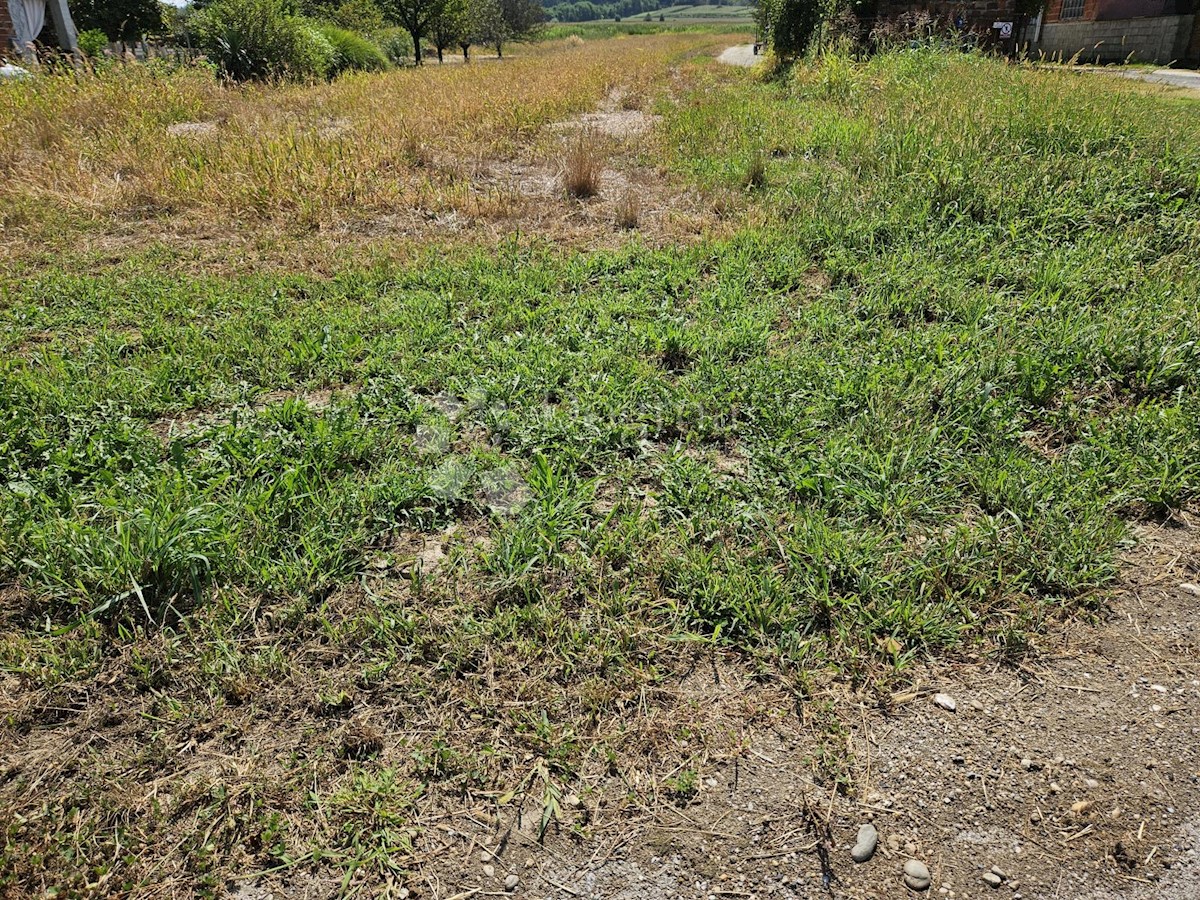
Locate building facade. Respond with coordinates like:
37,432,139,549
871,0,1199,63
1036,0,1198,63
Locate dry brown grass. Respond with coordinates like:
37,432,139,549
614,185,640,228
561,128,604,199
0,34,729,241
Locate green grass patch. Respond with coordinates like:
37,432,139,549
1,42,1199,896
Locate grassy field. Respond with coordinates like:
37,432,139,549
2,34,1199,897
656,4,755,21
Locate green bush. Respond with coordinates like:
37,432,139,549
77,28,109,58
377,27,414,65
296,21,340,76
318,24,390,75
759,0,828,61
193,0,332,81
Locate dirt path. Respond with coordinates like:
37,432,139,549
413,518,1200,899
718,44,760,68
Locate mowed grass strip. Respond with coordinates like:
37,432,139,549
0,43,1198,895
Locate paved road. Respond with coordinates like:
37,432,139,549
717,44,760,68
1116,67,1200,93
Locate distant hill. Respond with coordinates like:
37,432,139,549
548,0,755,24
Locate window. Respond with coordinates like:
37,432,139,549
1060,0,1086,18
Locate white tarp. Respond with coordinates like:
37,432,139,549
7,0,47,46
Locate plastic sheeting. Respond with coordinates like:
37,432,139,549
7,0,47,46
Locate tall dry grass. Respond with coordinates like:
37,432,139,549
562,128,604,199
0,34,725,235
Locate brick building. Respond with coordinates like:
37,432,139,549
872,0,1198,63
0,5,14,53
2,1,79,60
1035,0,1198,64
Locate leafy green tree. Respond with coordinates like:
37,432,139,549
381,0,449,63
439,0,500,61
72,0,166,43
430,0,465,61
491,0,544,57
297,0,388,31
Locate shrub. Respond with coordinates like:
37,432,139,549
318,24,389,75
77,28,109,58
193,0,332,81
295,21,339,77
759,0,829,61
377,27,414,65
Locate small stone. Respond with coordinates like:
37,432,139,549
851,823,879,863
1179,582,1200,597
565,793,581,807
934,693,957,712
483,864,495,878
504,874,520,891
904,859,931,891
480,850,492,863
1151,684,1168,693
1021,758,1038,771
982,872,1002,888
1049,782,1062,793
990,866,1007,879
166,121,218,138
1030,810,1042,822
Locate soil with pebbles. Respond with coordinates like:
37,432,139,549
409,518,1200,900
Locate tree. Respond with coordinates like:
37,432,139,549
758,0,826,61
430,0,475,61
381,0,449,63
491,0,544,57
297,0,388,31
451,0,501,60
72,0,166,43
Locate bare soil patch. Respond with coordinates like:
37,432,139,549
6,518,1198,897
403,518,1200,899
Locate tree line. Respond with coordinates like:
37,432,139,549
71,0,546,69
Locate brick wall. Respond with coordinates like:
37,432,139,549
1044,0,1103,22
1036,13,1196,61
0,4,16,58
